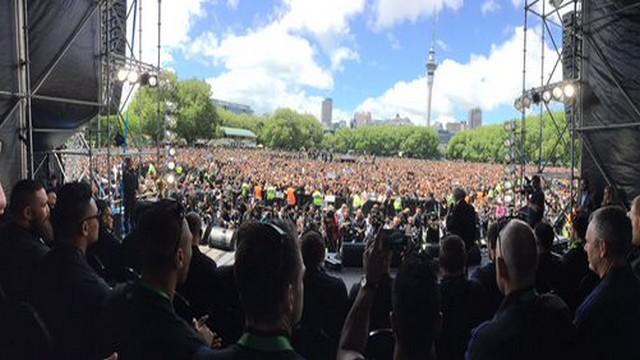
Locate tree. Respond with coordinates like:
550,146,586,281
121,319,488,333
217,108,265,135
174,79,218,143
260,108,324,150
125,71,178,141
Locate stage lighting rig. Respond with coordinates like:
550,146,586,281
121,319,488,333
513,80,580,111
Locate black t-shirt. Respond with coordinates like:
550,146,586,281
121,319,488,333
99,281,207,360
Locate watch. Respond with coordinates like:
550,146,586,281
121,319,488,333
360,276,378,290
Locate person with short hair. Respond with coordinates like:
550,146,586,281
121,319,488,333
437,235,486,360
196,220,306,359
32,181,110,359
0,180,50,302
337,232,441,360
446,188,479,264
100,200,218,359
466,220,574,360
534,222,562,294
575,206,640,360
294,230,348,359
87,199,127,285
470,221,504,317
178,212,219,319
627,195,640,278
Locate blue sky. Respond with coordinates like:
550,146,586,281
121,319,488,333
133,0,564,126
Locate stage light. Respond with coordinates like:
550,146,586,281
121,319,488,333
504,194,513,203
552,86,564,101
117,69,128,82
563,83,576,99
522,95,532,109
504,139,512,147
532,92,542,104
127,70,139,84
505,153,513,163
166,173,175,184
168,147,176,157
148,74,158,87
542,89,552,103
167,161,176,170
505,181,513,190
514,98,523,112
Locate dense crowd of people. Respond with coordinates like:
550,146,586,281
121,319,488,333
2,147,640,359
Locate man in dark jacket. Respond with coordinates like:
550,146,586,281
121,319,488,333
32,182,111,359
122,158,139,234
295,230,348,359
470,221,504,318
437,235,486,360
446,188,478,259
0,180,50,302
534,222,562,294
177,212,218,318
100,200,216,359
466,220,574,360
575,206,640,360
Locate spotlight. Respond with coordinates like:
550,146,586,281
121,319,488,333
504,139,512,147
563,83,576,99
505,153,513,163
127,70,139,84
166,173,175,184
504,121,516,131
532,92,542,104
167,161,176,170
168,147,176,157
552,86,564,101
514,98,523,112
117,69,128,82
148,74,158,87
522,95,532,108
542,89,552,103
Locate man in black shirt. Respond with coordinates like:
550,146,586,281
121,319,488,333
575,206,640,360
437,235,486,360
32,182,111,359
446,188,478,255
0,180,50,302
526,175,545,228
466,220,574,360
295,230,348,359
559,211,595,313
196,220,306,360
178,212,218,318
534,222,562,294
122,158,139,234
470,222,503,318
100,200,216,359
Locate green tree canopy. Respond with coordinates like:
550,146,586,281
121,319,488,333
260,108,324,150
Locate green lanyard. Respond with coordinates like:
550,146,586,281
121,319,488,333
237,333,293,352
139,282,171,303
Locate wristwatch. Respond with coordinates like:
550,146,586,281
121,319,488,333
360,276,378,290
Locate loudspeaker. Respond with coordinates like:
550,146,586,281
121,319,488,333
341,242,365,267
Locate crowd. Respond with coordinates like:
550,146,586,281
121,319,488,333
1,146,640,359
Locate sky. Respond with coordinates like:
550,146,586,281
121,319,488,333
129,0,567,127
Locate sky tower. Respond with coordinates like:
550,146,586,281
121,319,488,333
426,25,438,127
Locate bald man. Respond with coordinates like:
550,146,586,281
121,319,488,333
466,220,574,360
627,195,640,278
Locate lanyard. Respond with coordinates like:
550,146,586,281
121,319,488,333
139,281,171,303
237,333,293,352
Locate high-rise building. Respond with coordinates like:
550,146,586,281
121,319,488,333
446,121,466,133
321,98,333,127
354,112,373,127
468,107,482,129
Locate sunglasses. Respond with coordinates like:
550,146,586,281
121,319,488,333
80,209,102,224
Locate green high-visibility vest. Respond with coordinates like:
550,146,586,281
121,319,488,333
313,191,323,206
147,163,157,176
241,183,250,197
352,194,363,209
267,186,277,200
393,197,402,211
176,165,184,175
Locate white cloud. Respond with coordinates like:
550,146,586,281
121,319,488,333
189,0,365,120
355,26,561,125
371,0,464,30
481,0,501,15
512,0,523,8
227,0,239,9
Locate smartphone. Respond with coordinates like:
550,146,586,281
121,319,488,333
382,228,408,251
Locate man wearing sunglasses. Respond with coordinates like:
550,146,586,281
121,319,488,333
100,199,219,359
31,181,111,359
